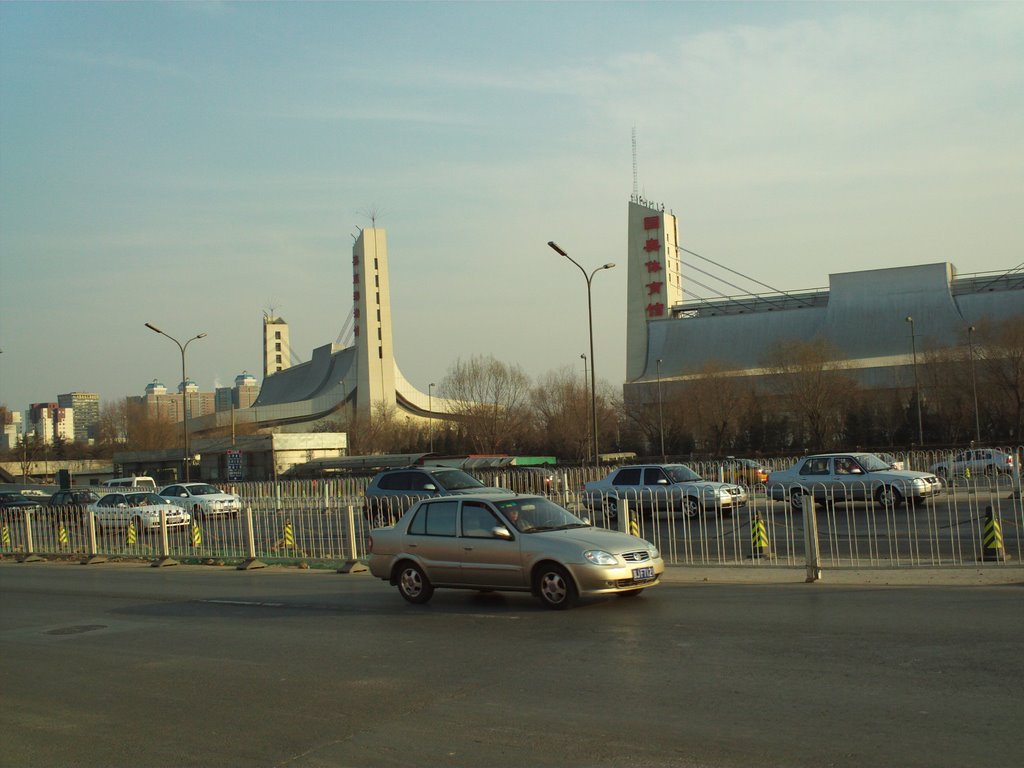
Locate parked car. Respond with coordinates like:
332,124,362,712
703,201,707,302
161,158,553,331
583,464,748,518
363,466,509,523
102,476,158,490
0,492,45,515
368,494,664,609
928,448,1016,478
720,457,770,487
768,453,942,511
87,492,191,532
158,482,242,519
47,489,102,526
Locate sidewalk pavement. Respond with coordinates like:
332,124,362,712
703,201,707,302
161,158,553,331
659,563,1024,586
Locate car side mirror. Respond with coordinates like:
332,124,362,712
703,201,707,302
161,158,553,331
179,493,188,498
851,468,863,474
493,526,513,540
656,479,669,485
423,484,437,492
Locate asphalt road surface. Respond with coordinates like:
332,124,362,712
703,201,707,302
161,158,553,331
1,561,1022,768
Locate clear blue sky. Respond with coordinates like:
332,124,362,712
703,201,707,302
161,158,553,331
2,1,1021,413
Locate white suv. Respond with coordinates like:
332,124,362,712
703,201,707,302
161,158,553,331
159,482,242,519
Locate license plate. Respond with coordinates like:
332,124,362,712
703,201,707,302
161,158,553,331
632,566,654,581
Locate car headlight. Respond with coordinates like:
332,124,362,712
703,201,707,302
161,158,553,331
583,550,618,566
648,545,660,560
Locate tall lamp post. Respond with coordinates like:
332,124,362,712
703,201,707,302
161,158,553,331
656,358,665,463
967,325,981,443
580,354,590,463
428,382,435,453
145,323,207,481
905,316,923,446
548,241,615,466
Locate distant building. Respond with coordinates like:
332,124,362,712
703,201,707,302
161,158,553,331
263,314,291,377
130,379,215,423
622,197,1023,406
57,392,99,443
1,410,21,450
28,403,74,445
215,372,260,412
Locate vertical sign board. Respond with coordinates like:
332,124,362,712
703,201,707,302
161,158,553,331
226,449,243,481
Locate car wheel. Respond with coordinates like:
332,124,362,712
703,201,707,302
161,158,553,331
132,516,146,537
875,485,904,508
396,562,434,605
683,497,701,519
192,504,203,519
789,488,807,512
535,563,578,610
984,465,997,477
935,466,948,478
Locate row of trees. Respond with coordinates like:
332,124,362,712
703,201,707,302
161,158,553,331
342,315,1023,458
3,316,1021,463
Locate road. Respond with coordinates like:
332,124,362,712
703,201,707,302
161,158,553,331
1,562,1022,767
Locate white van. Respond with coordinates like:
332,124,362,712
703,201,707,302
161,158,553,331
102,476,158,490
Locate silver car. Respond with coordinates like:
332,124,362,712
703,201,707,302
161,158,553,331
768,453,943,511
87,492,191,532
928,448,1016,478
159,482,242,519
368,494,664,609
583,464,748,518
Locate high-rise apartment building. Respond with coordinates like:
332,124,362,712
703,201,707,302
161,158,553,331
57,391,100,443
28,402,74,445
215,372,260,411
130,380,215,423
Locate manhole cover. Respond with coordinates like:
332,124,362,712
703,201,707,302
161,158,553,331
45,625,107,636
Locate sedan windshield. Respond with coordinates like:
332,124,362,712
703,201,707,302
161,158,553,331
187,484,221,495
665,465,703,483
494,497,588,533
433,470,485,491
126,493,165,506
856,454,894,472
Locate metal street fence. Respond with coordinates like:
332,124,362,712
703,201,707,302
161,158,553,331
1,448,1021,574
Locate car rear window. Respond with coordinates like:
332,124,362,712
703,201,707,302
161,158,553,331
408,500,458,536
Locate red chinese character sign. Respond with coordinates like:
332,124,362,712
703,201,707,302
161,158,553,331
641,212,666,317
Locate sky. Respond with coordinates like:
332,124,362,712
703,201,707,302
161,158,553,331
1,1,1022,414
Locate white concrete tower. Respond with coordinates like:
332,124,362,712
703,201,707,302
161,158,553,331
352,228,397,421
626,200,682,380
263,313,291,378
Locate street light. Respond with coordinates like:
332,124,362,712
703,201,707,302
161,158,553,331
656,358,665,463
428,382,435,453
967,325,981,443
905,316,923,445
580,353,589,463
548,241,615,466
145,323,207,481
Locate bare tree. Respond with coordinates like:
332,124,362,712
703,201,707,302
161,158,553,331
763,338,856,451
684,361,752,455
530,367,590,463
439,355,532,454
125,400,179,451
975,315,1024,441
